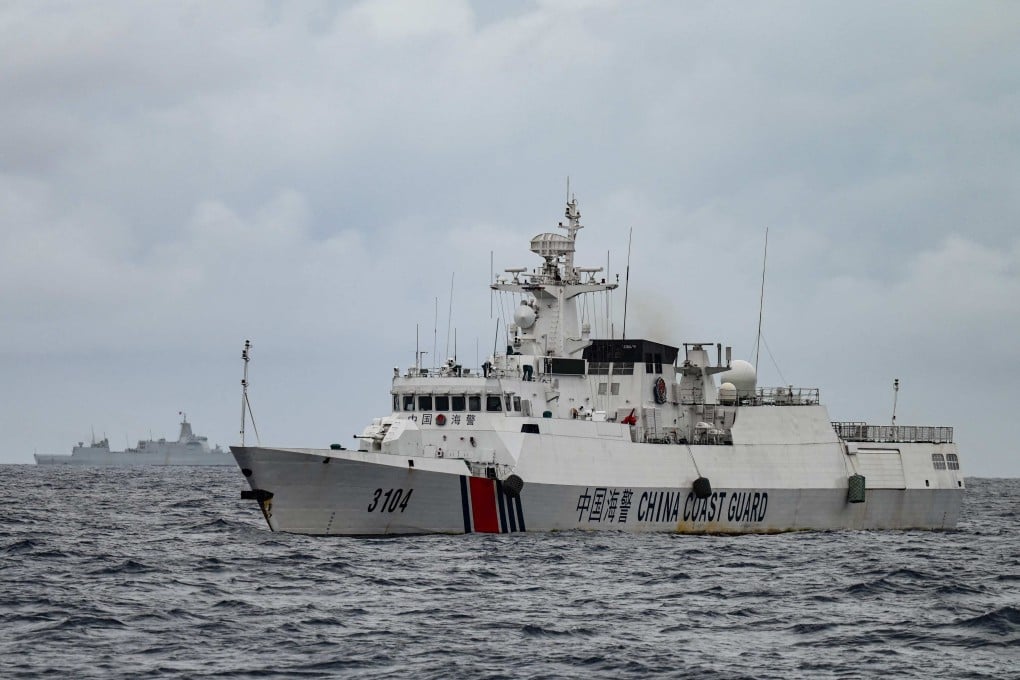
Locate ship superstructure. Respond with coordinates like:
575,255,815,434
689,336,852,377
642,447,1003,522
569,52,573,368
234,197,963,534
36,413,233,467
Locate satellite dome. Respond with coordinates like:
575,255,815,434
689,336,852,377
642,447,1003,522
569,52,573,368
719,359,756,396
514,303,537,329
718,382,737,404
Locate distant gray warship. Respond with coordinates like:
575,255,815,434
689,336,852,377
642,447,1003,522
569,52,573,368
35,413,233,467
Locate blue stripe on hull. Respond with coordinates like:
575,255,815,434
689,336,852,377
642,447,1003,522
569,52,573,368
459,475,471,533
495,480,509,533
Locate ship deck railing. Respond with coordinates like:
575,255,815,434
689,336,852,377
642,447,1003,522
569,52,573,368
743,387,820,406
401,366,548,381
681,386,821,406
831,421,954,444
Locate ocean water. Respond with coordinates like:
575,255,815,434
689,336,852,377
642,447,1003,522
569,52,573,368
1,467,1016,679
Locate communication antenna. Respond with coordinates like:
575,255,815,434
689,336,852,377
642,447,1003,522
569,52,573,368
622,227,633,339
239,340,260,446
415,323,427,374
433,297,438,372
754,227,769,373
606,250,611,338
445,272,455,361
891,378,900,427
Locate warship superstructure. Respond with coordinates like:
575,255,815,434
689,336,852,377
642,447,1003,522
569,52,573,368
36,413,232,467
234,197,964,534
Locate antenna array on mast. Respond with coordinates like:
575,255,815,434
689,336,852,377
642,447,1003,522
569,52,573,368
239,340,260,446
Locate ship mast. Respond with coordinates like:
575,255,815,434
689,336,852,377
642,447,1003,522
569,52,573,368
240,340,250,446
490,195,617,359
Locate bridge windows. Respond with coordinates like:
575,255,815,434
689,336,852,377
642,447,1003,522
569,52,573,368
644,353,663,374
946,453,960,470
932,453,946,470
398,392,521,415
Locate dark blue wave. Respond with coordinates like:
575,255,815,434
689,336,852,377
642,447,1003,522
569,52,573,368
0,467,1016,680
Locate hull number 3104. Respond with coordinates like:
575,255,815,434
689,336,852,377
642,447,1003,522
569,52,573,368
367,488,414,513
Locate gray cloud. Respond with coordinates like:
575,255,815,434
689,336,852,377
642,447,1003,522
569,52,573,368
1,0,1018,475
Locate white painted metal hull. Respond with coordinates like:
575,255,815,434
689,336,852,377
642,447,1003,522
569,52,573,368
232,437,964,535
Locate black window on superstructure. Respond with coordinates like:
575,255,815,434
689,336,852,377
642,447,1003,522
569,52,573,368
392,395,399,411
403,395,415,411
435,395,450,411
418,395,433,411
452,395,466,411
513,396,522,412
486,395,503,412
645,353,654,373
504,394,513,411
521,423,540,434
615,362,634,375
946,453,960,470
468,395,481,412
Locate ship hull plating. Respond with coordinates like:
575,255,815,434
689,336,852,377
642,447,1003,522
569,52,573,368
233,446,964,535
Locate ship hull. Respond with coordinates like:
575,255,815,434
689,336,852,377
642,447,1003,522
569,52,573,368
232,445,964,535
34,451,235,467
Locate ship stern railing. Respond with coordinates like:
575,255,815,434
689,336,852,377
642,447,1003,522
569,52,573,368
831,421,954,444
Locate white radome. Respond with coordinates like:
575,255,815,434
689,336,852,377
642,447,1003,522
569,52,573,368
514,303,537,329
720,359,756,395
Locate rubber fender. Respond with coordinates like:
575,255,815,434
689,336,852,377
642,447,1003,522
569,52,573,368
693,477,712,499
847,474,866,503
503,474,525,498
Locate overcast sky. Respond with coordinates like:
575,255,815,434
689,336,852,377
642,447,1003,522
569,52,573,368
2,0,1017,476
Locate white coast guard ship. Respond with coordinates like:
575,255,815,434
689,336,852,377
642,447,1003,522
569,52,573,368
36,413,232,467
234,197,964,534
